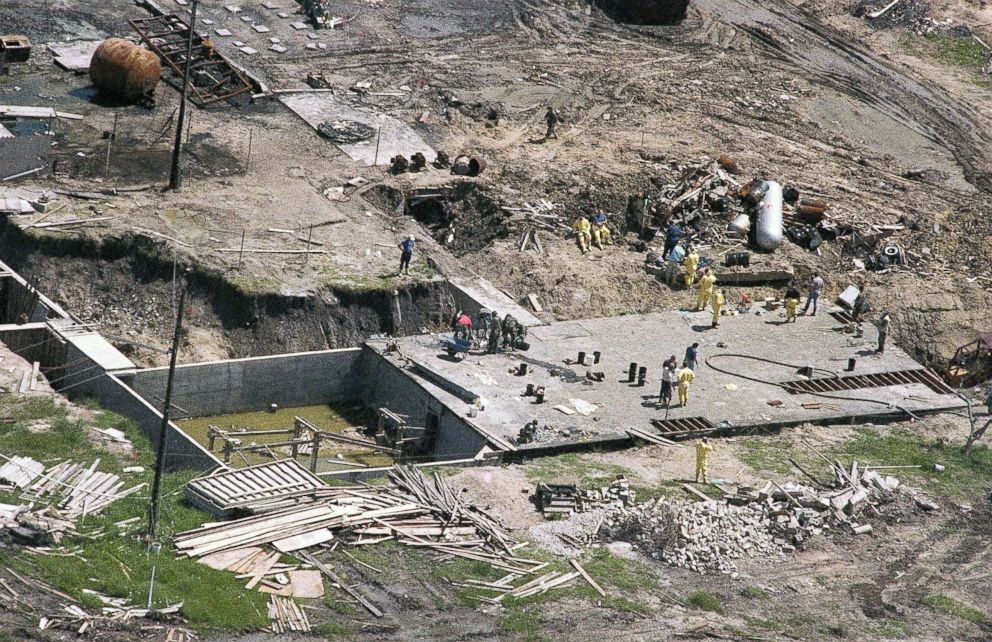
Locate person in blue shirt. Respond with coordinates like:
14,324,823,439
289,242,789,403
398,235,415,275
666,242,686,285
685,342,699,371
591,213,612,249
663,222,683,260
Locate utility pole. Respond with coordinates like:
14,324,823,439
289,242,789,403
147,269,191,537
168,0,198,190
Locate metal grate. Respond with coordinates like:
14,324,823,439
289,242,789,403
649,416,717,437
781,368,954,396
129,14,253,107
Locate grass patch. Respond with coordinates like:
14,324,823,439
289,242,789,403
498,605,547,641
524,453,630,489
921,594,987,623
313,621,354,637
0,397,270,631
830,428,992,499
229,274,282,295
580,546,656,594
738,437,799,475
687,590,724,614
901,32,989,69
741,586,769,600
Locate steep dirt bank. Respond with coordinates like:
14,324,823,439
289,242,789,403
0,223,454,366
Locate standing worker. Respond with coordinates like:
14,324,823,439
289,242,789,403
487,313,502,353
662,221,683,260
659,356,676,408
677,360,695,408
694,436,713,483
875,309,891,355
685,342,699,371
696,268,716,311
710,289,725,328
591,213,612,249
544,106,560,140
784,284,801,323
683,245,699,288
667,242,686,285
573,216,592,254
801,273,824,316
398,235,415,276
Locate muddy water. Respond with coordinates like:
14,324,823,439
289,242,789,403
177,403,393,470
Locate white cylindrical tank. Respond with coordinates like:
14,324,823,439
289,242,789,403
755,180,783,250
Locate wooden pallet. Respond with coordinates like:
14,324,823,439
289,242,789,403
186,459,328,517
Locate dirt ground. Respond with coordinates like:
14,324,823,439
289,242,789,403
1,0,990,367
2,0,992,639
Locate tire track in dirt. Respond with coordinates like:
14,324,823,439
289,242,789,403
693,0,992,192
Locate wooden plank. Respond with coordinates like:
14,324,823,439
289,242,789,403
272,527,334,553
569,559,606,596
526,293,543,313
681,483,712,502
245,552,281,590
300,551,383,618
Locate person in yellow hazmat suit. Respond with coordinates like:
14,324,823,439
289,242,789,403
683,246,699,288
696,268,716,311
573,216,591,254
591,213,612,249
710,289,725,328
785,284,801,323
677,361,695,407
695,437,713,483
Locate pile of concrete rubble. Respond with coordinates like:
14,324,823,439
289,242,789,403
600,461,938,575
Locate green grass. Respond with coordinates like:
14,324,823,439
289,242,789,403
229,274,282,295
498,606,547,640
831,428,992,499
741,586,769,600
524,452,630,489
901,32,989,69
313,621,354,637
687,590,724,614
0,397,270,631
738,437,799,475
737,427,992,500
921,594,987,623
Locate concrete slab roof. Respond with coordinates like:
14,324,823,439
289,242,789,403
369,305,964,451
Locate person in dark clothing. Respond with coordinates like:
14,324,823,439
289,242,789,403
685,343,699,371
659,355,677,407
545,106,560,139
663,223,683,260
398,235,415,275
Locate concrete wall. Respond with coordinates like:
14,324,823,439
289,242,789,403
127,348,363,418
58,341,219,470
357,346,490,460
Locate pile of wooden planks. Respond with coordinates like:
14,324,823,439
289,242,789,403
185,459,329,517
0,455,46,489
0,455,143,541
22,458,145,519
268,595,311,633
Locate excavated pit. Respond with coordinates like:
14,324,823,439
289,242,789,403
405,183,511,257
0,222,454,366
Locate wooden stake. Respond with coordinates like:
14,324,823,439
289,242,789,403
237,229,246,270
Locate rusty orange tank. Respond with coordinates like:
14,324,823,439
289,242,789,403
89,38,161,103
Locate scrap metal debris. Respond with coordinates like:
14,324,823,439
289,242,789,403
317,119,376,144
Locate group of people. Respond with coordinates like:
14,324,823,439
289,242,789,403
658,342,702,409
572,213,613,253
451,308,527,353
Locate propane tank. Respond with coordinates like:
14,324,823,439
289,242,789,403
728,212,751,236
90,38,161,104
755,180,783,251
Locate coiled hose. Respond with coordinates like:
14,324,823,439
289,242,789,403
704,353,922,422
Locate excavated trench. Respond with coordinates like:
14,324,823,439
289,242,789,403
0,221,454,365
593,0,690,25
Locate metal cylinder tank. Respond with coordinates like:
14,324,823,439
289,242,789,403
755,180,783,251
89,38,161,103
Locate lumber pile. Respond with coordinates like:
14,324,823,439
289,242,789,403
173,465,594,622
0,454,143,542
600,459,932,575
268,595,311,633
40,596,183,635
536,476,635,516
